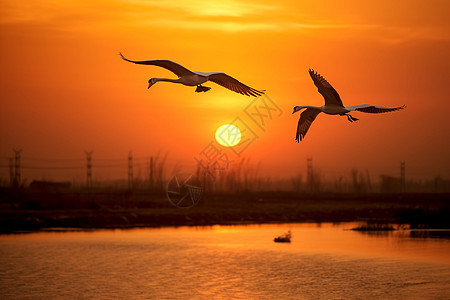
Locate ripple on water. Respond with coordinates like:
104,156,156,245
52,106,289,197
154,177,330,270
0,225,449,299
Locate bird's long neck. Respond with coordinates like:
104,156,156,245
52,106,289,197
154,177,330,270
153,77,182,84
299,105,323,111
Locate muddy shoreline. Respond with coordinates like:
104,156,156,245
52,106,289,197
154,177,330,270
1,192,449,233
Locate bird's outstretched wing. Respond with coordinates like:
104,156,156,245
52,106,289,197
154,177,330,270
296,108,321,142
120,53,194,77
309,69,344,107
206,72,265,97
346,104,406,113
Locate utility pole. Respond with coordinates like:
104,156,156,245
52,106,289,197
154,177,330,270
400,161,406,193
307,157,313,192
86,151,93,189
128,152,133,190
149,156,154,190
13,149,22,186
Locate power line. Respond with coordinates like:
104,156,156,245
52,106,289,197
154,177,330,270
21,166,85,170
92,164,128,168
20,157,85,163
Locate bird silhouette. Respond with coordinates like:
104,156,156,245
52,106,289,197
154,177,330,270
293,69,405,142
120,53,264,97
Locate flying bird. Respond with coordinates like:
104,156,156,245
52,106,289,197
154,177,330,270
119,53,264,97
293,69,405,142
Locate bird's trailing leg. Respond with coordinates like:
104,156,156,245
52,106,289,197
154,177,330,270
346,114,359,122
195,85,211,93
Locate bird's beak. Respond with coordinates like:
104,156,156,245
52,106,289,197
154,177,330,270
292,110,296,114
147,82,153,89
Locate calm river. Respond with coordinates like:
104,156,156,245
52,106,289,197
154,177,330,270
1,223,449,299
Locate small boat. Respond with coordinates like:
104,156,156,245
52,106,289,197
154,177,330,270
274,230,292,243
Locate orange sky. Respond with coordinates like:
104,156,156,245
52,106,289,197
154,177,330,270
1,0,449,183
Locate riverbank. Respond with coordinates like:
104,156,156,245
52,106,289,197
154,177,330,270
1,192,449,233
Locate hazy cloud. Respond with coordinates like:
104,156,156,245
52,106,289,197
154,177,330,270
123,0,278,17
1,0,448,41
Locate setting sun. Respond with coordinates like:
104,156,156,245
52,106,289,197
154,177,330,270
215,124,241,147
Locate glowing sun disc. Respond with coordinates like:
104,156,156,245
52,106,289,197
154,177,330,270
215,124,241,147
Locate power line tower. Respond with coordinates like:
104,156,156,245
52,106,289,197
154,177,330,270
9,158,14,186
307,157,313,192
13,149,22,186
86,151,93,189
400,161,406,193
128,152,133,190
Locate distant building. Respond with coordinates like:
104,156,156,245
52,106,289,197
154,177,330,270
29,181,71,193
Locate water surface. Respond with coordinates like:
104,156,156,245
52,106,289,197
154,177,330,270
1,223,449,299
